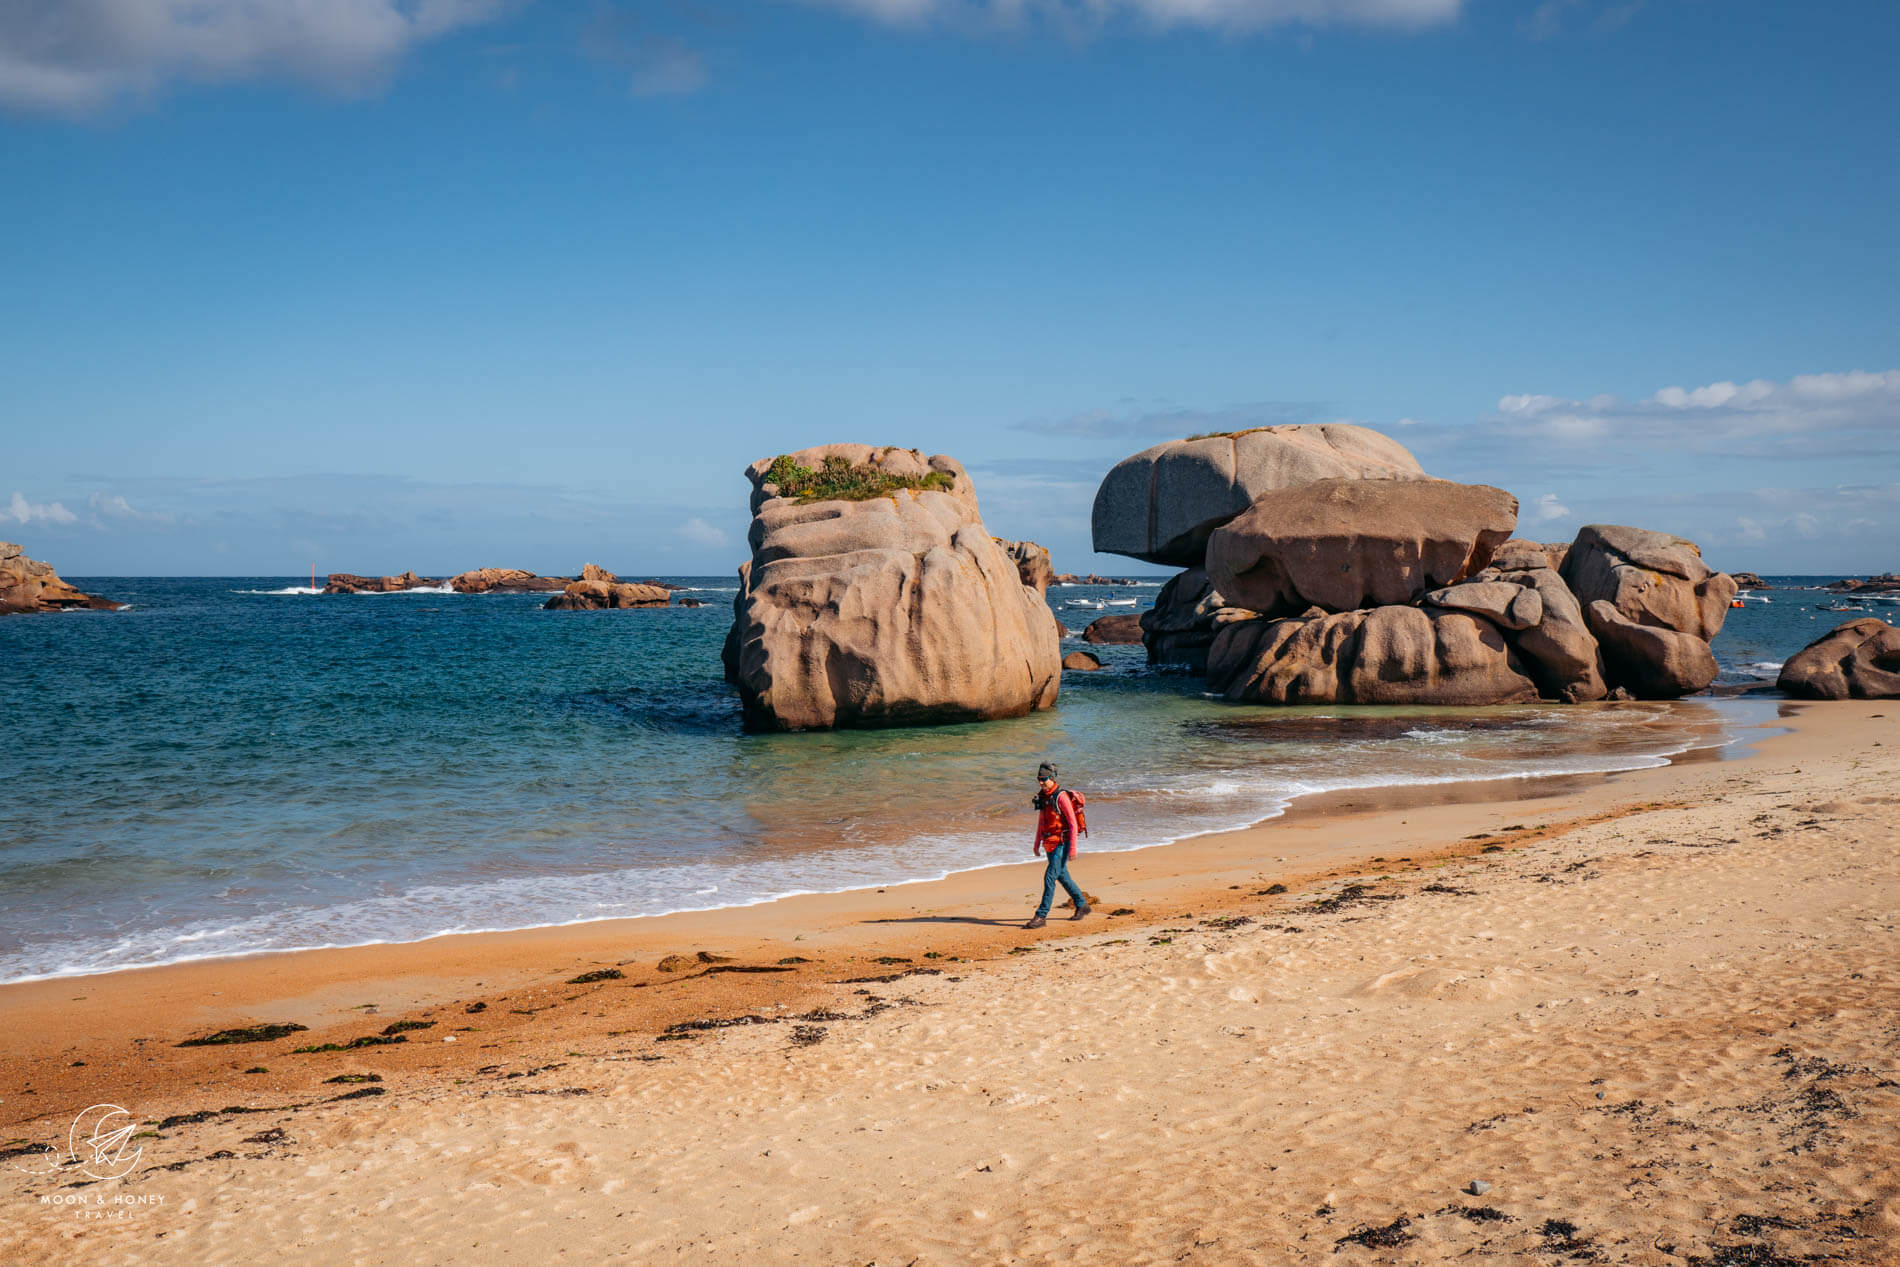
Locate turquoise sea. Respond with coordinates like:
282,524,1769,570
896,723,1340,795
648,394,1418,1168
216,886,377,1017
0,575,1860,983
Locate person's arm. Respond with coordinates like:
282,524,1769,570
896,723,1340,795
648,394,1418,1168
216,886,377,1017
1032,801,1044,855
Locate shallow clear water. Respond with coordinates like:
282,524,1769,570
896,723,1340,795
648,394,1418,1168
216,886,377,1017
0,574,1832,983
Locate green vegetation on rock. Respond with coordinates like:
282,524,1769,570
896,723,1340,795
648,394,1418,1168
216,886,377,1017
765,454,954,503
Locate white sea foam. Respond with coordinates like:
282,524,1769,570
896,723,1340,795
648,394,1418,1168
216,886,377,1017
232,586,323,595
0,712,1758,986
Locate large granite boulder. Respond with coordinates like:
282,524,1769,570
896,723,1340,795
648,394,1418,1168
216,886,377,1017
1584,600,1719,698
723,445,1060,731
545,565,671,610
323,571,438,594
1205,478,1519,616
1091,423,1427,567
449,568,568,593
1449,538,1608,703
1206,605,1540,706
1139,567,1241,671
1778,618,1900,699
1561,524,1738,641
995,539,1055,596
0,543,122,613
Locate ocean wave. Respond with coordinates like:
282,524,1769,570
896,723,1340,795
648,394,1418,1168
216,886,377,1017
0,708,1757,986
232,586,324,595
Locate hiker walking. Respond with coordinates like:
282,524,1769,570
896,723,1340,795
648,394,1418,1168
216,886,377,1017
1025,762,1089,929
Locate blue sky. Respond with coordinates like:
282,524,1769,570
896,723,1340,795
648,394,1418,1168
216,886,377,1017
2,0,1896,577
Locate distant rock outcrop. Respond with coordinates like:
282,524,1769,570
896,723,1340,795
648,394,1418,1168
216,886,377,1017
1205,478,1518,616
448,568,568,593
1826,573,1900,594
1778,618,1900,699
1091,423,1427,567
544,564,671,610
322,571,439,594
723,444,1060,731
1730,571,1768,590
1082,613,1144,645
0,543,122,613
996,539,1055,596
1052,573,1139,586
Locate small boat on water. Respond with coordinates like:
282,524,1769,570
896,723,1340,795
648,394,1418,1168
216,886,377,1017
1817,601,1869,613
1104,598,1137,607
1064,599,1105,610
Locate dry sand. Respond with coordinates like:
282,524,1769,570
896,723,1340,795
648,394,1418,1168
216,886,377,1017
2,700,1895,1265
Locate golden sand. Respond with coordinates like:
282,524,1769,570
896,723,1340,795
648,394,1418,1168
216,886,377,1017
2,701,1895,1264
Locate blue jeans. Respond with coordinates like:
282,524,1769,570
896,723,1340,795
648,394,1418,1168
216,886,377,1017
1036,845,1084,918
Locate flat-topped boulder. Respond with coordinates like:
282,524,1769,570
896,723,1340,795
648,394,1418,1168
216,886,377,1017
448,568,568,593
723,445,1060,731
322,571,438,594
1778,618,1900,699
0,543,122,613
1091,423,1427,567
1205,478,1518,616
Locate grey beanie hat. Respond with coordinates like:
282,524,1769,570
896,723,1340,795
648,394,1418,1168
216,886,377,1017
1036,762,1057,782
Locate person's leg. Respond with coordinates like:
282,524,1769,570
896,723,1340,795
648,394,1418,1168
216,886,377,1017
1035,850,1063,918
1057,852,1086,909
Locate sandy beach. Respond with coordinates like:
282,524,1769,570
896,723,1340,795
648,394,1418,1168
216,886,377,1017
2,700,1895,1264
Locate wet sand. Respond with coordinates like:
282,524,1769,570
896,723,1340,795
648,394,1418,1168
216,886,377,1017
1,700,1895,1264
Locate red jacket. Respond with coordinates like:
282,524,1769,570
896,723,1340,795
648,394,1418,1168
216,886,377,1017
1035,789,1080,860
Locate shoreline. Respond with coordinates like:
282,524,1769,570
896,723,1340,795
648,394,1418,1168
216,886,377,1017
1,699,1893,1263
0,696,1770,990
0,696,1818,1123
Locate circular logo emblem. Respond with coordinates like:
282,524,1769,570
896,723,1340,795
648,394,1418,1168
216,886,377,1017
68,1104,143,1181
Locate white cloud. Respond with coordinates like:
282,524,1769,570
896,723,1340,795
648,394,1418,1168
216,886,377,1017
2,491,78,526
677,516,728,547
86,490,176,529
0,0,514,114
1533,492,1570,521
1736,517,1765,542
795,0,1461,34
1463,370,1900,461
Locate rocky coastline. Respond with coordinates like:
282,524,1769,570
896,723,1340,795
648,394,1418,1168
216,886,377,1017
0,543,122,613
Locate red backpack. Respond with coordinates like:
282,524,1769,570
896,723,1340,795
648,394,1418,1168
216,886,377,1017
1053,788,1089,859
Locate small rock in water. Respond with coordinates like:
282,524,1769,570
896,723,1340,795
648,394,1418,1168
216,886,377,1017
1467,1180,1492,1196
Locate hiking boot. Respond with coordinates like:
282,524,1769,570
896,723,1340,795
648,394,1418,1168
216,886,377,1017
1023,915,1047,929
1070,903,1091,921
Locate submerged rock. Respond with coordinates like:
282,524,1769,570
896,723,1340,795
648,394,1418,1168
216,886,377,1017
1778,618,1900,699
723,444,1060,731
1091,423,1426,567
1082,613,1144,645
0,543,122,613
1205,478,1519,616
1062,651,1103,671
